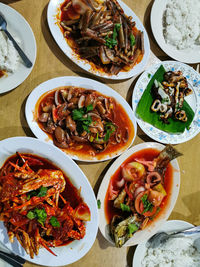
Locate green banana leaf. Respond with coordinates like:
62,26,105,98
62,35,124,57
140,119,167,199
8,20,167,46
136,65,194,134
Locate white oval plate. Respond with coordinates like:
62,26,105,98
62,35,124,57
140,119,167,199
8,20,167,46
151,0,200,64
0,3,37,94
47,0,150,80
132,61,200,144
97,142,180,247
133,220,194,267
0,137,98,266
25,76,137,162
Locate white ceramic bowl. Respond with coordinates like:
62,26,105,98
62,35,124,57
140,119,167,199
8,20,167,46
0,137,98,266
97,142,180,247
25,76,137,162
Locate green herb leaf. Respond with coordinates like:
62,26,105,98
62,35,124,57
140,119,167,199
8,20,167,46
97,199,101,209
128,223,138,236
105,36,117,49
50,216,60,227
27,211,36,220
34,208,47,225
37,186,48,197
72,107,93,134
148,73,151,79
120,203,131,212
105,24,121,48
130,33,136,47
27,186,48,199
86,104,93,112
72,108,84,120
141,194,154,214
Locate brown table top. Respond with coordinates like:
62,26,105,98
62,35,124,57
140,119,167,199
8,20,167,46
0,0,200,266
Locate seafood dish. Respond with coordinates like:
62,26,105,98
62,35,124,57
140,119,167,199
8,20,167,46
57,0,144,75
136,65,195,134
150,69,193,124
0,152,91,258
104,145,181,247
35,85,135,160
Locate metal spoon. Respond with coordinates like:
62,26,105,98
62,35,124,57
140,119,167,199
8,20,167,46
148,225,200,249
0,14,32,68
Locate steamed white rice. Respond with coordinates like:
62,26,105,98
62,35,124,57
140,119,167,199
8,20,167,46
141,237,200,267
0,31,20,73
164,0,200,50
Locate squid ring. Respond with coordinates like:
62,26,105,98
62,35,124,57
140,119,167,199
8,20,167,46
151,99,161,112
175,110,187,121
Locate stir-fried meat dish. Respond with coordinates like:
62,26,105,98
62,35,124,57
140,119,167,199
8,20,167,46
58,0,144,75
36,86,134,158
151,71,193,123
0,153,91,258
105,145,181,247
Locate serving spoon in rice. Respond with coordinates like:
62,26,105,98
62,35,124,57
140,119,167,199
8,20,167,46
0,14,32,68
147,225,200,248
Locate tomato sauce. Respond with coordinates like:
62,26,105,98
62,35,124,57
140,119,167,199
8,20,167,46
105,148,173,224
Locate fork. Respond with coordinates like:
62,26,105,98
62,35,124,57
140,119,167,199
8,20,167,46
0,14,32,68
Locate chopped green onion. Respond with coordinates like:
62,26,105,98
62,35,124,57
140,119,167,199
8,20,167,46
50,216,60,227
97,199,101,209
27,211,36,220
130,33,136,47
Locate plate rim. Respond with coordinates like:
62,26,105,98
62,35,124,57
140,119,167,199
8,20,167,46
97,142,180,247
0,3,37,94
0,136,99,266
47,0,150,80
132,60,200,144
25,75,137,162
150,0,200,64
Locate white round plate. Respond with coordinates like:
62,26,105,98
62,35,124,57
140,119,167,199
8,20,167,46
25,76,137,162
47,0,150,80
0,137,98,266
133,220,194,267
0,3,37,94
151,0,200,64
132,61,200,144
97,142,180,247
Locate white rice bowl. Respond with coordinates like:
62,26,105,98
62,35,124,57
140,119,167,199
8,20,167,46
164,0,200,50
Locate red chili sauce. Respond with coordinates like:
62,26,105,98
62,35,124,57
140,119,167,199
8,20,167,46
105,148,173,224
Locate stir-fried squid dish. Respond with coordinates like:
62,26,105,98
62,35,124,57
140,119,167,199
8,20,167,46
151,70,193,123
0,153,91,258
105,145,181,247
58,0,144,75
36,86,134,158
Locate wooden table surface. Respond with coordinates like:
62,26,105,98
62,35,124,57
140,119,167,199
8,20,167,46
0,0,200,266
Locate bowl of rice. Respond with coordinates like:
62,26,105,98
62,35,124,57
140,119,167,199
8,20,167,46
150,0,200,63
133,220,200,267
